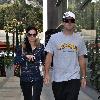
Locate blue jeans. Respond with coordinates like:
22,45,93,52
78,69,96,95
20,79,43,100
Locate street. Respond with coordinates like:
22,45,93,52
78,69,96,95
0,76,95,100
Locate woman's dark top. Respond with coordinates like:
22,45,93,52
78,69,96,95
14,44,45,82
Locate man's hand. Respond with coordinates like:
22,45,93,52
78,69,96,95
81,78,87,88
44,53,52,85
79,55,87,88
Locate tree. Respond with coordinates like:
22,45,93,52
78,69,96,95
0,1,43,31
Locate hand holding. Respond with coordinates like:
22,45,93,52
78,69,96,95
44,74,50,85
26,55,34,61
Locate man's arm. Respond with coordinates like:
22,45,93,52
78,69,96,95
79,55,87,88
44,52,53,85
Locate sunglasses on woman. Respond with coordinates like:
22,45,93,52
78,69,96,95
27,33,37,37
63,18,75,23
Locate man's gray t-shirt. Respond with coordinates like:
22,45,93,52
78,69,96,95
45,32,87,82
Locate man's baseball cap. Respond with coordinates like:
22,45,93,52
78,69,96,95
62,11,75,19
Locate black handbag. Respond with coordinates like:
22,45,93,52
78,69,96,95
14,64,20,77
14,47,24,77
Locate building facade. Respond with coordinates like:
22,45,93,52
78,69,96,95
47,0,67,29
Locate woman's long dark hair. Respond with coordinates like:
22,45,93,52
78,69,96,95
23,25,40,54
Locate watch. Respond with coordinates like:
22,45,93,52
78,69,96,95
81,76,87,79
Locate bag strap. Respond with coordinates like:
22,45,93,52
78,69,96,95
22,47,24,55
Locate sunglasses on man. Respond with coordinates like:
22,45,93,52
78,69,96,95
27,33,37,37
63,18,75,23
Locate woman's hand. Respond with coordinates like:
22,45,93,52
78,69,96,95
13,64,17,70
44,73,50,85
26,55,35,61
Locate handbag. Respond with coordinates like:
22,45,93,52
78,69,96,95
14,47,24,77
14,64,20,77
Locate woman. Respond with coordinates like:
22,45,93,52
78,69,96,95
14,26,45,100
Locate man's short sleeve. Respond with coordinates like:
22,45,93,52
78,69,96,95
45,35,55,54
78,38,87,56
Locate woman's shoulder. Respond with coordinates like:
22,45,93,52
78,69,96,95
15,46,22,56
37,43,44,52
39,43,44,48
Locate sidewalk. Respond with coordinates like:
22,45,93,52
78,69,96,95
0,76,94,100
0,77,21,100
0,77,8,88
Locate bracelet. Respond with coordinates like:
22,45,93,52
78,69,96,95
81,76,87,79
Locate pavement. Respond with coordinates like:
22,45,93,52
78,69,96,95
0,77,21,100
0,76,98,100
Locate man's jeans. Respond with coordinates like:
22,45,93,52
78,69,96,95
52,79,81,100
20,79,43,100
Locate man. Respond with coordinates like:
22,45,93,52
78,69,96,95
44,11,87,100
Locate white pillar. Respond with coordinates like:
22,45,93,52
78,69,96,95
43,0,47,34
67,0,68,9
43,0,47,44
